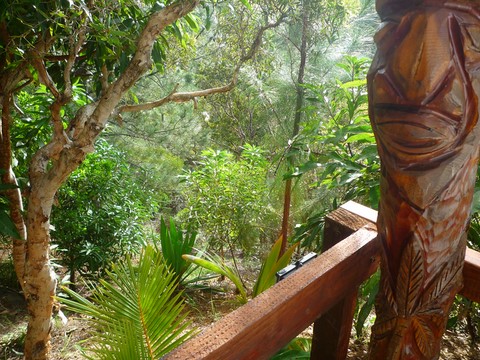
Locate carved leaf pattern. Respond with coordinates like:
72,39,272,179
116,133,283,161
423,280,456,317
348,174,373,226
421,244,465,309
396,238,424,316
413,316,435,358
418,310,446,336
381,265,398,315
371,316,397,338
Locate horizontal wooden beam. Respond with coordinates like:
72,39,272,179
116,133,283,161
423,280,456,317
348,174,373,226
338,202,480,304
460,247,480,303
165,226,380,360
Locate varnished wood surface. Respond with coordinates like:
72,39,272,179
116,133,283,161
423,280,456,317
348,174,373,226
310,201,377,359
165,226,380,360
369,4,480,354
461,248,480,303
163,202,480,359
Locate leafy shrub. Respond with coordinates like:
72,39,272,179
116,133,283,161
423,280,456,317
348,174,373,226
290,56,378,251
179,144,270,255
51,140,156,285
302,55,379,208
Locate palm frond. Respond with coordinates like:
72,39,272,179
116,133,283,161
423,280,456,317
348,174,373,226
60,244,193,359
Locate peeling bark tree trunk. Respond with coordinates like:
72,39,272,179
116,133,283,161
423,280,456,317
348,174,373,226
368,1,480,358
0,2,201,359
0,92,27,288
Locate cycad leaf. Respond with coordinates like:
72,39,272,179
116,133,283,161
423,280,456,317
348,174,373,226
159,218,196,282
60,244,193,359
182,253,247,302
253,237,298,297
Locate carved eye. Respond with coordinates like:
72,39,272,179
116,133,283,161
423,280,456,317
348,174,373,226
374,106,459,158
369,10,478,168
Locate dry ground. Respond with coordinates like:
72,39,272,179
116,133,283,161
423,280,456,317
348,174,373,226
1,286,479,359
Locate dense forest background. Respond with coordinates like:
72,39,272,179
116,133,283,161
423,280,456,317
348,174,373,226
1,0,479,358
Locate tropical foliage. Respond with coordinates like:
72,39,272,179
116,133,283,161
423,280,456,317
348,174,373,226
183,251,249,303
6,0,479,359
51,140,155,286
179,145,270,255
60,244,192,360
252,236,298,297
156,217,197,284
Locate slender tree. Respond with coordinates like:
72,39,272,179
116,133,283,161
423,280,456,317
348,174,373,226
278,0,345,254
279,0,309,254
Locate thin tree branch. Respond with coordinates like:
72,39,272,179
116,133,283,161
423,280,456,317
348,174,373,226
30,35,60,99
118,14,287,114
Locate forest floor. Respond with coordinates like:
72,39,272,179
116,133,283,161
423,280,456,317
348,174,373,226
1,283,480,359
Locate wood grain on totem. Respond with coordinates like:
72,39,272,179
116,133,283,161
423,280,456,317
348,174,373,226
164,227,380,360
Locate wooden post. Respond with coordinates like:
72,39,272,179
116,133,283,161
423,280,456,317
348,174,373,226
163,201,480,359
368,1,480,358
310,202,377,359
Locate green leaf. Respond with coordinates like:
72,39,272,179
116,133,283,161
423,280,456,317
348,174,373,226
283,161,322,180
239,0,253,11
158,218,196,284
183,14,199,32
0,212,21,238
345,132,375,144
183,253,247,303
340,79,367,89
271,337,311,359
0,183,18,190
60,245,193,359
252,237,298,297
472,187,480,214
355,271,379,337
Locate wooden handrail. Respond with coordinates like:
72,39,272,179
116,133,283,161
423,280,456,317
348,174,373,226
461,247,480,302
165,226,380,360
164,202,480,360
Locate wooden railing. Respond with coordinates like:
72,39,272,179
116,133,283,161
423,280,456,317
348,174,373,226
165,201,480,360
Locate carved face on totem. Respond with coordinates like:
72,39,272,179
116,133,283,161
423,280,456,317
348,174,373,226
367,3,480,358
369,4,480,210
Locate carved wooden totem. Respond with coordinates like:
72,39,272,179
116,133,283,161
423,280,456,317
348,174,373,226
368,1,480,358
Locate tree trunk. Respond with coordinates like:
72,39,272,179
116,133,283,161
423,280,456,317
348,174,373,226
0,93,27,289
368,1,480,358
1,2,202,358
23,190,57,359
279,0,309,255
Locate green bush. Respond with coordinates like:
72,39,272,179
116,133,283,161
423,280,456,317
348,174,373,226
51,140,156,286
179,144,270,256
